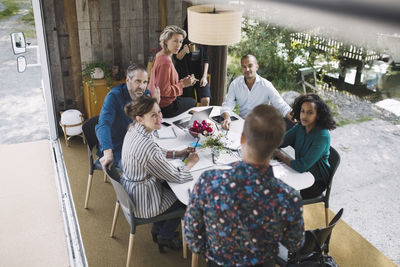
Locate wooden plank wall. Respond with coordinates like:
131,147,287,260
42,0,228,118
76,0,186,72
42,0,83,115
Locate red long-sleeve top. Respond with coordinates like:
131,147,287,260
148,54,183,108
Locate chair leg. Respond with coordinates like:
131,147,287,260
82,133,86,145
103,172,108,183
191,253,199,267
126,233,135,267
84,173,93,209
181,219,187,259
110,202,120,237
325,207,329,226
63,128,69,147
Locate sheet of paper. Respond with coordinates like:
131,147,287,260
155,127,176,139
224,130,242,150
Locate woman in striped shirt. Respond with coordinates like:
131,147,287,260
121,96,199,252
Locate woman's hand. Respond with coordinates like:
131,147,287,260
273,149,282,159
176,147,195,158
273,149,291,166
176,44,189,60
180,74,195,88
185,152,200,170
200,75,208,87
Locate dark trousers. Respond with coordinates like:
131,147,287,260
300,180,326,199
161,96,197,118
300,164,328,199
182,81,211,102
152,200,186,239
206,259,275,267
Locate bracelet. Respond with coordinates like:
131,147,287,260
172,151,176,159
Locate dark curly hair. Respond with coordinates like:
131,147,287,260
291,94,336,130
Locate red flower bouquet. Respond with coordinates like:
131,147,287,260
189,120,213,138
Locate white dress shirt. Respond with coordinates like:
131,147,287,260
221,74,291,118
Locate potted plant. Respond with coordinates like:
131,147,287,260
82,62,113,88
82,62,113,105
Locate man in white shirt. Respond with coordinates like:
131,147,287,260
220,54,293,129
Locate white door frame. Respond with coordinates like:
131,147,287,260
31,1,87,266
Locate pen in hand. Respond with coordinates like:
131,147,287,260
193,138,200,152
182,145,196,162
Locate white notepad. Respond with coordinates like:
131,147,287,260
154,127,177,139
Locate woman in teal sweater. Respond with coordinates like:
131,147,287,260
274,94,336,199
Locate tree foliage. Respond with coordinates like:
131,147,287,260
228,19,336,92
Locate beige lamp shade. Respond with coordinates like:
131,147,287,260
187,5,242,46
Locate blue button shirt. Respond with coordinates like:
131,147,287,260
95,83,150,165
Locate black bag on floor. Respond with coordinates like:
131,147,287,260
278,209,343,267
286,231,339,267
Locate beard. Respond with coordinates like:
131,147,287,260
133,89,144,98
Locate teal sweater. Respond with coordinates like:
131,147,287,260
282,124,331,186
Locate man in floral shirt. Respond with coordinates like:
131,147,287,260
184,104,304,267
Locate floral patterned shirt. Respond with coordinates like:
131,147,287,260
184,161,304,266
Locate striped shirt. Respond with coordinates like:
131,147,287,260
121,123,193,218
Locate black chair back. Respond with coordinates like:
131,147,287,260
298,208,343,257
82,116,99,152
324,147,341,205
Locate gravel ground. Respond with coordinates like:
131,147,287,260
0,2,48,145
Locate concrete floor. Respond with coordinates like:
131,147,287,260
0,141,70,266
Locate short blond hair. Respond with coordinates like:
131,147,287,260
159,25,186,49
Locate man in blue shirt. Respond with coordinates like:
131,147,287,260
185,104,304,267
95,64,159,170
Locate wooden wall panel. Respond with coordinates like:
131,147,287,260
76,0,92,66
64,0,83,111
148,0,159,62
133,0,144,64
99,0,113,64
43,0,228,121
142,0,150,64
88,0,102,61
75,0,197,70
42,0,83,116
168,0,183,27
111,0,122,66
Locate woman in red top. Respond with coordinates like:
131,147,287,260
148,25,197,118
